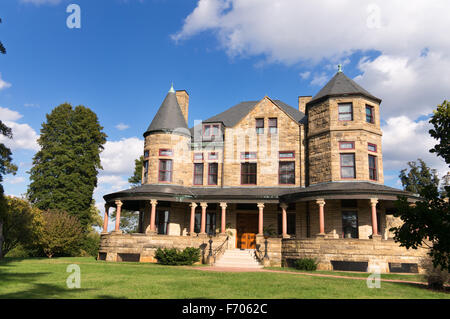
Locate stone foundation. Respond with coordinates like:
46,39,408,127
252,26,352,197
282,238,429,273
99,232,228,264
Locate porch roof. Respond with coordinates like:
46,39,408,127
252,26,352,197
103,182,419,207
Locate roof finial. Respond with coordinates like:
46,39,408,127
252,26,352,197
337,64,342,73
169,82,175,93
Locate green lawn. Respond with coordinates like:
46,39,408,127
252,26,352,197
0,257,448,299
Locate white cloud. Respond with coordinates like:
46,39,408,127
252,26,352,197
0,73,12,91
115,123,129,131
0,107,39,151
100,137,143,175
5,176,26,185
299,71,310,80
382,116,448,178
174,0,450,119
0,106,22,121
356,52,450,119
173,0,450,64
310,73,329,86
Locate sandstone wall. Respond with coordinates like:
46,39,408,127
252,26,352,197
282,238,429,273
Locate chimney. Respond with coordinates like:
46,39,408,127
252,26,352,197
176,90,189,123
298,96,312,114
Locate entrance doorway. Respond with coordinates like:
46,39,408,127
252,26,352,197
236,213,258,249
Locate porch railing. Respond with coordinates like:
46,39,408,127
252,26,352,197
254,244,264,263
212,235,229,263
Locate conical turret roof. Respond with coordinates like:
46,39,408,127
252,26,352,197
144,85,189,137
308,71,381,105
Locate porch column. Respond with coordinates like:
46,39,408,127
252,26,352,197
103,204,109,233
220,202,227,234
150,199,158,232
370,198,379,236
114,200,123,232
257,203,265,235
280,203,288,238
189,202,197,235
200,202,208,234
316,199,325,235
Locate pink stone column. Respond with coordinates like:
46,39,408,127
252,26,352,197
189,202,197,235
150,199,158,232
200,202,208,234
280,203,288,238
316,199,325,234
114,200,123,232
257,203,265,235
370,198,379,236
220,202,227,234
103,204,109,233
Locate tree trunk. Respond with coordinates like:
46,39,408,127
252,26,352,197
0,221,3,259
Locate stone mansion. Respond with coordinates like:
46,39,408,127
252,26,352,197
99,69,428,273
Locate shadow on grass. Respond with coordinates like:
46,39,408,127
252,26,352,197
0,257,122,299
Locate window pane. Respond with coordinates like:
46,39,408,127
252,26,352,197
339,104,352,113
194,212,201,233
208,163,218,185
204,125,210,136
368,144,376,152
340,142,354,149
159,149,173,156
342,211,358,238
256,118,264,128
339,113,352,121
341,167,355,178
341,154,355,166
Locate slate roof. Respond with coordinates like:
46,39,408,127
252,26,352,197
189,98,306,136
144,91,189,137
307,72,381,106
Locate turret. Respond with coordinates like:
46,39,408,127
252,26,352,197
306,66,384,185
142,84,191,185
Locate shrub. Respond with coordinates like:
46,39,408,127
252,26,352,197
37,210,84,258
422,259,449,290
154,247,200,265
294,258,318,271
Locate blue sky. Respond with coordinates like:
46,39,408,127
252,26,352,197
0,0,448,215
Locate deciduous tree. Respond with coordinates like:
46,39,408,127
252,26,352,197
429,100,450,165
37,210,84,258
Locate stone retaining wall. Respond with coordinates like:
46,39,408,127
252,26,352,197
99,232,228,263
282,238,429,273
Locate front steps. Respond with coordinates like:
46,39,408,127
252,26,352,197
214,249,263,269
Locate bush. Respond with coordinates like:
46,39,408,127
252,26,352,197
154,247,200,265
37,210,84,258
80,232,100,257
422,259,449,290
294,258,318,271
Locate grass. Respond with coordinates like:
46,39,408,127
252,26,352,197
265,267,427,282
0,257,449,299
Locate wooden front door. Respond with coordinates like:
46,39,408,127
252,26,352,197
236,213,258,249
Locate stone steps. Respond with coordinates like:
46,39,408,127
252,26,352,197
214,249,263,269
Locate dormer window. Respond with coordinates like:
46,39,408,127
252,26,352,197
256,118,264,134
338,103,353,121
203,124,220,139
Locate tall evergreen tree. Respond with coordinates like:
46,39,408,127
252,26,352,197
0,18,6,54
27,103,107,231
128,155,144,186
399,159,440,195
